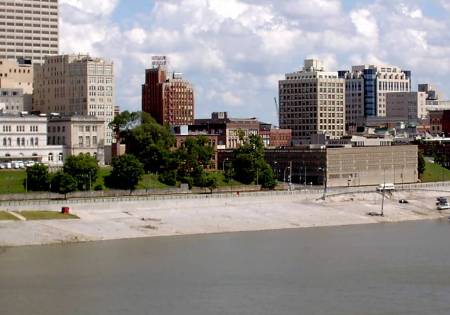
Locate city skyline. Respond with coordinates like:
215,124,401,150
60,0,450,124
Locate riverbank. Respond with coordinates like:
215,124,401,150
0,190,449,247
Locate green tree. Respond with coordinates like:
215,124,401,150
126,112,176,174
25,164,50,191
418,152,426,176
63,154,99,191
109,111,140,142
232,134,276,188
176,136,214,180
105,154,145,192
51,172,78,198
158,170,178,186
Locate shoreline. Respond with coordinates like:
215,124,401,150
0,190,449,247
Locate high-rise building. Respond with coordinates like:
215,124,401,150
32,54,114,144
279,59,346,143
339,65,411,131
0,0,59,63
142,60,194,126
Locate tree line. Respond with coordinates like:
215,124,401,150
25,111,277,194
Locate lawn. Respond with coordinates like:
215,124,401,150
17,211,79,221
137,173,169,190
208,172,245,187
421,161,450,182
0,170,26,194
0,211,19,221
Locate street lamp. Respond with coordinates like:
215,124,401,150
301,160,307,188
318,166,327,200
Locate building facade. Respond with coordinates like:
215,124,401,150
339,64,411,131
0,59,32,110
33,54,115,145
0,88,24,114
0,0,59,62
0,114,63,165
386,92,427,122
279,59,346,143
142,66,194,126
47,115,106,164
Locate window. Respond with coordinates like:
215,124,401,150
93,136,97,145
48,153,53,162
58,153,63,162
79,136,83,147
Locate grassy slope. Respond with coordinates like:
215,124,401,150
18,211,79,221
422,161,450,182
0,170,26,194
0,211,19,221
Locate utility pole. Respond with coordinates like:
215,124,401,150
381,168,386,217
289,161,292,190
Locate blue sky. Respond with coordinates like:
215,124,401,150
60,0,450,124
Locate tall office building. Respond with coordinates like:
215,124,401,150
142,57,194,126
339,65,411,131
0,0,59,62
33,54,114,144
279,59,346,143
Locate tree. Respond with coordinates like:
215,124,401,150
418,152,426,177
158,170,177,186
232,134,276,188
51,172,78,198
126,112,176,174
109,111,140,143
63,154,99,191
105,154,145,191
25,164,50,191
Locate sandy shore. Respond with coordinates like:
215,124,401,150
0,190,449,247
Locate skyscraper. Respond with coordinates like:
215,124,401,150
33,54,115,145
279,59,346,144
142,57,194,126
339,65,411,131
0,0,59,62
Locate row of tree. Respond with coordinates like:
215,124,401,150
111,111,277,190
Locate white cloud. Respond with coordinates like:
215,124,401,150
350,9,379,40
58,0,450,123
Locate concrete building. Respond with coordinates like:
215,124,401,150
47,115,106,165
0,114,63,165
386,92,427,122
339,64,411,131
279,59,346,144
0,0,59,62
142,64,194,126
33,54,115,145
218,145,418,187
0,59,33,110
0,88,24,114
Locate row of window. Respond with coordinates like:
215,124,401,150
2,137,39,146
2,125,39,132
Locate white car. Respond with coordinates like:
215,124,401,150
377,183,395,191
437,203,450,210
0,163,5,169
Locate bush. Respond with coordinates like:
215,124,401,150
63,154,99,191
94,184,104,191
51,172,78,197
158,170,178,186
105,154,145,191
26,164,50,191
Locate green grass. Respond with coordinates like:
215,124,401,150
0,170,26,194
17,211,79,221
137,173,169,190
208,172,245,187
0,211,19,221
422,161,450,182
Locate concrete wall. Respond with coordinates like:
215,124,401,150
326,145,418,187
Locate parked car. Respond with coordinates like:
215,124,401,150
436,197,448,205
399,199,409,204
5,163,12,169
0,163,5,169
437,202,450,210
377,183,395,192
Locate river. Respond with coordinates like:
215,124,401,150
1,220,450,315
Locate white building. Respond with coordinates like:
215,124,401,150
279,59,346,144
0,114,63,165
339,64,411,131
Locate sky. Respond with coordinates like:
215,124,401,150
59,0,450,125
